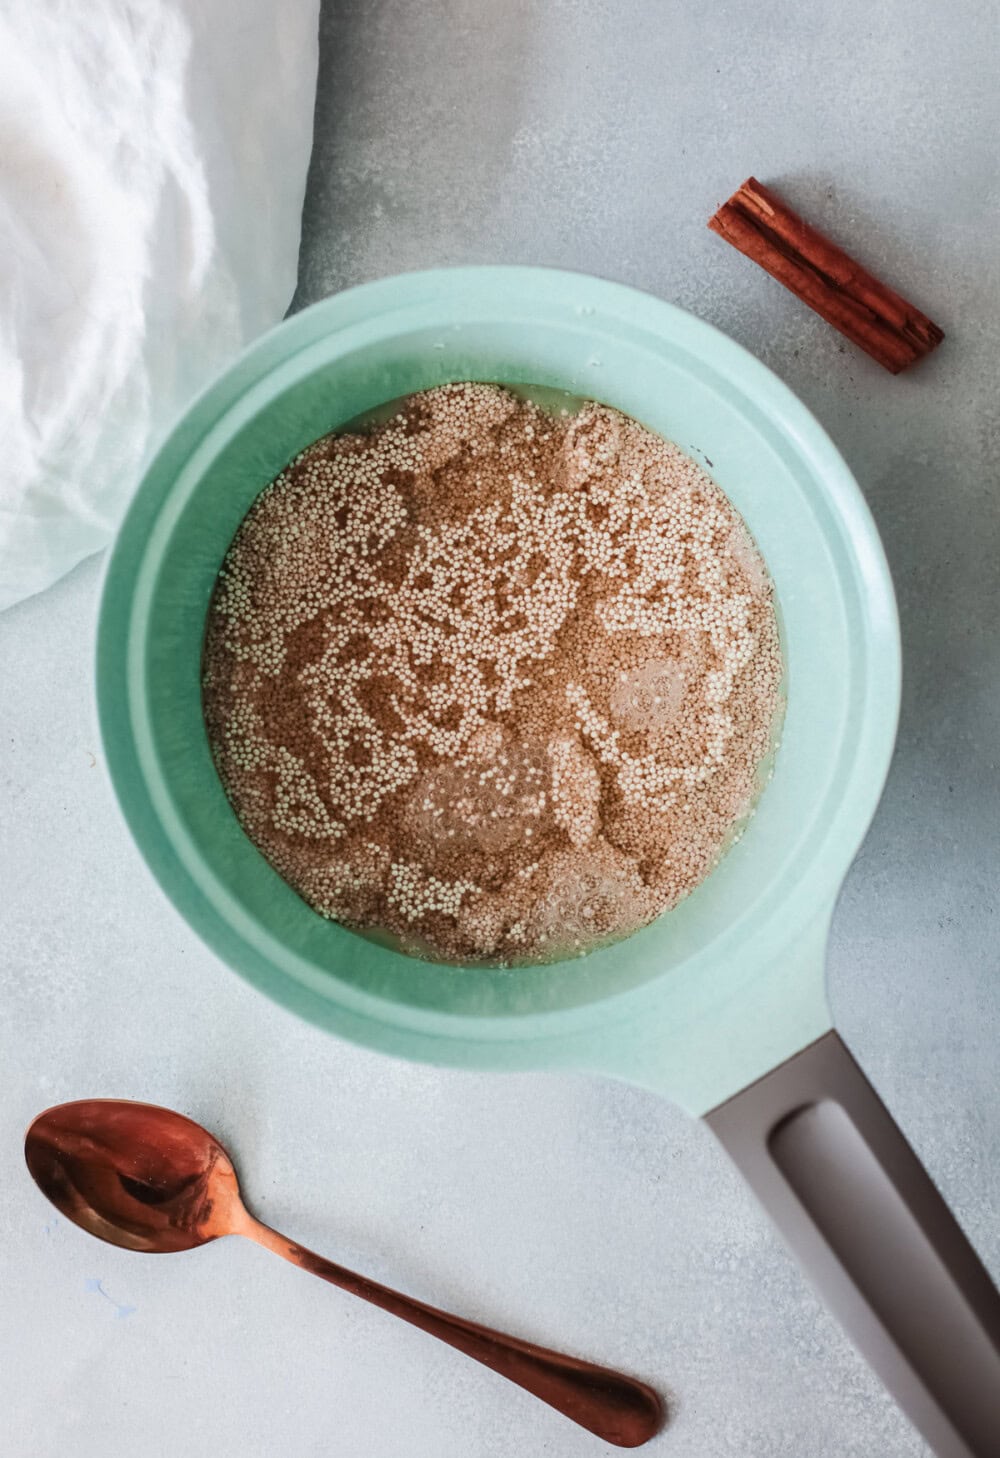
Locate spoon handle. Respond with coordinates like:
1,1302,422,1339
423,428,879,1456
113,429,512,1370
241,1217,662,1447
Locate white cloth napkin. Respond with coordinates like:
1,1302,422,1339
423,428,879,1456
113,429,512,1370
0,0,319,612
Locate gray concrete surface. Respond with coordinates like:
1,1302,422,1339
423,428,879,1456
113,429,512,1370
3,1,999,1454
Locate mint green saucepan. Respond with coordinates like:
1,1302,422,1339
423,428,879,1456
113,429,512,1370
97,268,1000,1456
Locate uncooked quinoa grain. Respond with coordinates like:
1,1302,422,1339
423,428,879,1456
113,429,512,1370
202,384,782,963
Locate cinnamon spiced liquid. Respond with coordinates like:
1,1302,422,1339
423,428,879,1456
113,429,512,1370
202,385,782,965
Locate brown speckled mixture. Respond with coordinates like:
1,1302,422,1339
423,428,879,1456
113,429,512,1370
202,384,781,964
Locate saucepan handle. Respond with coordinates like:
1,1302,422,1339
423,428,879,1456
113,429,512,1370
705,1030,1000,1458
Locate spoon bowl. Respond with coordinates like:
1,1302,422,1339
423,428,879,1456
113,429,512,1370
25,1100,242,1252
26,1099,663,1448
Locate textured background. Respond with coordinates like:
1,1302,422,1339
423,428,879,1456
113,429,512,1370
3,1,999,1454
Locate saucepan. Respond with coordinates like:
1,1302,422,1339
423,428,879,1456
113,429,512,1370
96,267,1000,1456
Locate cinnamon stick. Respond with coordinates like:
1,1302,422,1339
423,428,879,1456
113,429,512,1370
708,177,943,374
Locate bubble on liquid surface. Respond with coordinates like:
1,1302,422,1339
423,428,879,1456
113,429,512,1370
609,660,685,733
528,843,653,954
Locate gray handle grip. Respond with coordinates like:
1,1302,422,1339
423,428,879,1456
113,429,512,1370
705,1031,1000,1458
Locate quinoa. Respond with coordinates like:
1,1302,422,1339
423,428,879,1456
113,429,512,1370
202,384,782,964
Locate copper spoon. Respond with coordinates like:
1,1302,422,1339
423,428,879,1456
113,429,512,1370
26,1099,662,1446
